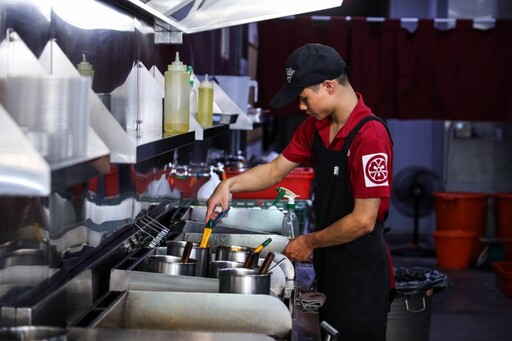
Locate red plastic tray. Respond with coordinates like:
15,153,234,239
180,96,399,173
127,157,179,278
225,167,314,199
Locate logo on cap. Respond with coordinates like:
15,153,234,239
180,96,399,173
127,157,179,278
286,68,295,83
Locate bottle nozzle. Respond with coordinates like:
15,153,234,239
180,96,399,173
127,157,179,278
278,186,298,207
173,52,183,65
77,53,92,71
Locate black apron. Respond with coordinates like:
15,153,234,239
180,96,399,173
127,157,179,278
312,115,391,340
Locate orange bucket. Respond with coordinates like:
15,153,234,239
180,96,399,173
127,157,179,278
433,230,476,270
494,193,512,261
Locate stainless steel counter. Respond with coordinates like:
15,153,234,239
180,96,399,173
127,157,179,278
67,327,274,340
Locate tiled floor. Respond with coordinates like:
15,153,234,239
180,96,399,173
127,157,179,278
388,234,512,341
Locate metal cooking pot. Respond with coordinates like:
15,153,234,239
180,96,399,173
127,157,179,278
209,260,246,278
0,325,67,340
215,245,257,265
166,240,210,277
148,255,197,276
218,268,271,295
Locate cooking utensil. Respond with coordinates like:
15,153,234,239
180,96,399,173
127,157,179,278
254,237,272,253
266,258,286,274
209,260,245,278
181,241,193,263
259,252,275,274
244,251,259,268
218,268,271,295
199,207,231,248
215,245,255,264
148,255,197,276
166,240,210,277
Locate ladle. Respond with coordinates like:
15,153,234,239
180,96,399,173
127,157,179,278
258,252,275,274
182,241,193,263
244,251,259,268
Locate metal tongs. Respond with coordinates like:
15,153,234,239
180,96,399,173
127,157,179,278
199,207,231,248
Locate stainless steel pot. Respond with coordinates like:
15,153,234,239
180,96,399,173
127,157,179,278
218,268,271,295
209,260,246,278
148,255,197,276
215,245,257,265
166,240,210,277
0,326,67,340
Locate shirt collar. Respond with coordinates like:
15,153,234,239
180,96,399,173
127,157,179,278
315,92,372,140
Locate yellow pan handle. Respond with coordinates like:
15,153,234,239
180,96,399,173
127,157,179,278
199,228,212,248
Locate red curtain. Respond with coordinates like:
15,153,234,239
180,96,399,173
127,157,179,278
257,18,512,121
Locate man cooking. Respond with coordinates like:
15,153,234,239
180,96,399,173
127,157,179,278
206,43,394,340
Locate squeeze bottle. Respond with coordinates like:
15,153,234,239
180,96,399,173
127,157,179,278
197,74,214,127
164,52,190,133
77,54,94,87
281,188,299,239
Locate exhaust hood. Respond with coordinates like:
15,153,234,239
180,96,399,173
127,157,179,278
108,0,343,42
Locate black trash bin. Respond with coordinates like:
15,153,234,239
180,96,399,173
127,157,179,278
386,267,448,341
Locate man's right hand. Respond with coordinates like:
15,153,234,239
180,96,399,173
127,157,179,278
205,180,231,223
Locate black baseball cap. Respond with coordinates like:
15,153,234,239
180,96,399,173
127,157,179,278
269,43,348,108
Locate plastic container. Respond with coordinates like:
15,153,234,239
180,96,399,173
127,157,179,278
433,192,489,262
494,193,512,261
164,52,190,133
226,167,314,199
432,230,477,270
492,261,512,296
197,74,214,128
387,267,448,341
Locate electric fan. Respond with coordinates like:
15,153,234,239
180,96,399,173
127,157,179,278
391,166,443,257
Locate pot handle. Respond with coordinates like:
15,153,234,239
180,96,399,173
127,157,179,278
259,252,275,274
244,251,258,268
182,241,193,263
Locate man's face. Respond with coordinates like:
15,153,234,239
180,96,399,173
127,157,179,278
298,82,333,120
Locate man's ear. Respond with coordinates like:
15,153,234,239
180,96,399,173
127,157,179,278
323,80,334,94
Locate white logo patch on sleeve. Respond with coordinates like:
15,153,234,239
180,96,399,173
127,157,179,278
362,153,389,187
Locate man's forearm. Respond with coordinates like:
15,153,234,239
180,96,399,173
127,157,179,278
224,163,283,193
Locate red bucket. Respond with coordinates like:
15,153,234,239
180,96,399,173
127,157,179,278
494,193,512,261
433,230,477,270
433,192,488,262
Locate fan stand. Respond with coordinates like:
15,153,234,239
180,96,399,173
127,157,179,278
392,185,436,258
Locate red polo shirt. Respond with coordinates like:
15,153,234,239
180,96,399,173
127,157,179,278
282,94,393,221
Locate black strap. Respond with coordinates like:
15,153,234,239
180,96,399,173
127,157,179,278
340,115,392,222
341,115,392,156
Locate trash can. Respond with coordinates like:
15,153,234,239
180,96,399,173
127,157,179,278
387,267,449,341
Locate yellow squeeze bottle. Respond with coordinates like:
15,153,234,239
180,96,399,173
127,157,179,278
164,52,190,133
197,74,214,128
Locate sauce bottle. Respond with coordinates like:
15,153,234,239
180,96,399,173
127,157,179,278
197,74,214,128
164,52,190,133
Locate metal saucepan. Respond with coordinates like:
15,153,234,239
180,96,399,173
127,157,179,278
215,245,257,266
166,240,210,277
218,268,271,295
148,255,197,276
209,260,246,278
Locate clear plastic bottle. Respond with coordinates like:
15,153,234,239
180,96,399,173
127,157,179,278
197,74,214,128
77,53,94,87
164,52,190,133
190,79,197,119
281,195,299,239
